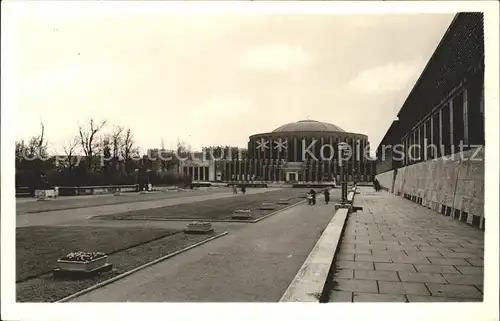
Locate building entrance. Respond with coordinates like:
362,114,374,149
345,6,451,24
286,172,297,182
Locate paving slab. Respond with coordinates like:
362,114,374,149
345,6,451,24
353,293,407,302
378,281,430,296
426,283,483,299
326,187,484,302
354,269,399,281
442,274,484,286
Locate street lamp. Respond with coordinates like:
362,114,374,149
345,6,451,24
338,142,349,205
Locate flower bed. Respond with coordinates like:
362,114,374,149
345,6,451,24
260,203,276,210
231,209,252,219
57,251,108,272
60,251,106,262
185,221,213,233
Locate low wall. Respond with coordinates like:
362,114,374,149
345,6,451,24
376,147,485,229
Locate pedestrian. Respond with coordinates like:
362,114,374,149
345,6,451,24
324,188,330,204
308,189,316,205
241,186,246,194
233,185,238,194
373,178,381,192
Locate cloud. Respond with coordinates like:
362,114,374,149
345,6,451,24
239,44,312,71
347,60,424,94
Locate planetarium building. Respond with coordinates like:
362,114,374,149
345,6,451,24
198,119,376,183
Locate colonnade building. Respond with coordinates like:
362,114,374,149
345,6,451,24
180,119,375,183
374,13,485,229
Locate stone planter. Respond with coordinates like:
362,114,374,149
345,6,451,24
35,189,57,201
57,256,108,272
232,209,252,219
260,203,276,210
185,222,213,234
277,199,290,205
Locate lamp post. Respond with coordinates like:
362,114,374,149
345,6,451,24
338,142,349,205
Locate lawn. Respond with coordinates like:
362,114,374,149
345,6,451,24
16,188,228,215
95,189,308,221
16,229,218,302
16,226,181,282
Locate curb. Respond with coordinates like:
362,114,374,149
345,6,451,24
94,200,306,224
252,199,307,223
279,208,349,302
279,188,357,302
56,231,229,303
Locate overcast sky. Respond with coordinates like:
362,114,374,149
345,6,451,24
7,3,455,153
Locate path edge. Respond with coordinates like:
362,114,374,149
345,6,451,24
279,188,356,302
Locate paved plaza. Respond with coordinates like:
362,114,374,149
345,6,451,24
327,187,484,302
15,185,487,303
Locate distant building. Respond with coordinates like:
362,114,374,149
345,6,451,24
180,119,375,183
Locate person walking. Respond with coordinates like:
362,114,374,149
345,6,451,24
233,185,238,194
324,188,330,204
308,189,316,205
240,186,246,194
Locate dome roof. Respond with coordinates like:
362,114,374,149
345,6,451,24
272,120,345,133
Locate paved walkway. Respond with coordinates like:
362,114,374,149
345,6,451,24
17,188,282,228
327,187,484,302
71,194,337,302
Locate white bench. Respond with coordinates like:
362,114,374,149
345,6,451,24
35,189,57,201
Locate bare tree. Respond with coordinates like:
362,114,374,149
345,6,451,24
159,138,170,171
61,137,80,172
22,122,49,169
26,122,49,160
111,126,123,163
78,119,106,170
121,127,138,172
15,140,27,168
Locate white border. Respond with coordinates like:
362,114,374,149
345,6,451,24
2,1,499,321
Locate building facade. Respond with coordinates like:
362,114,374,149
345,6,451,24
245,120,374,182
180,119,376,183
375,13,485,229
376,12,485,172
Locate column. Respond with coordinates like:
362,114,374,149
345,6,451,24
449,100,455,155
463,88,469,147
416,126,421,162
425,118,431,159
406,134,410,165
432,112,438,159
453,91,465,153
293,137,298,162
356,138,361,181
438,109,443,158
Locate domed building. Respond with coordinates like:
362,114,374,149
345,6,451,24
214,119,375,183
